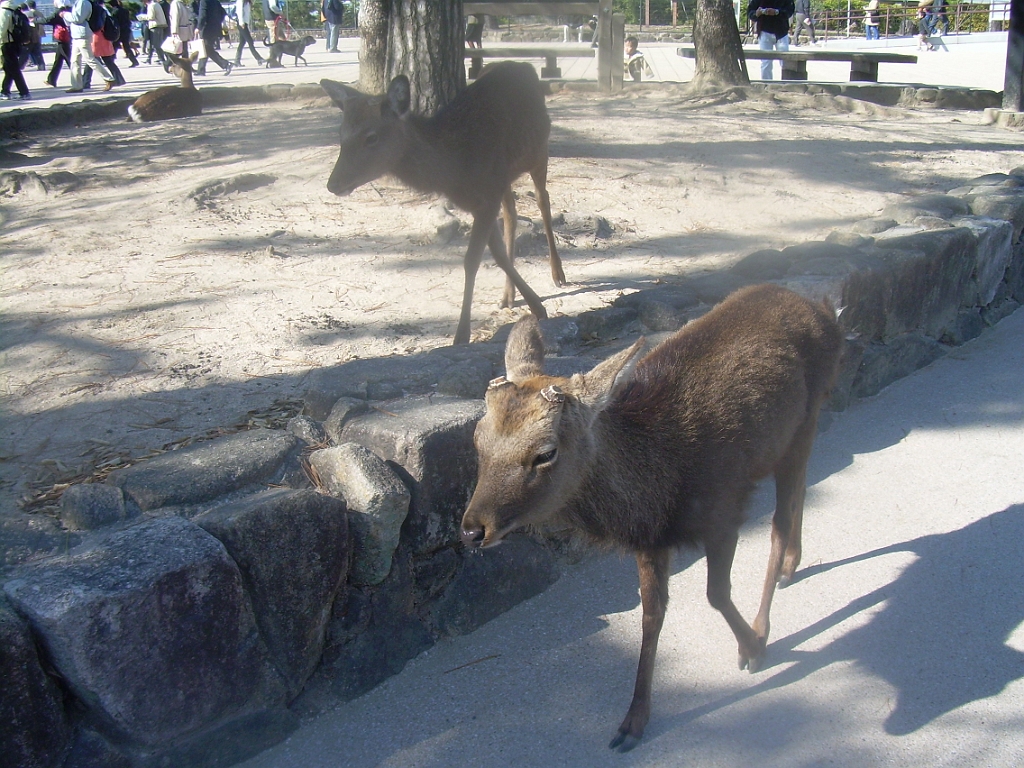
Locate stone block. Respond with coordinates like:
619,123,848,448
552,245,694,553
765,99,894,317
0,595,71,768
339,396,485,555
966,190,1024,242
309,444,410,586
286,414,327,446
851,217,897,236
196,488,349,699
3,516,284,747
953,216,1013,306
881,194,970,224
59,483,132,531
614,284,700,332
436,355,494,399
851,333,948,399
942,308,986,346
842,228,977,341
429,535,560,637
1,511,80,575
323,397,370,445
576,306,639,341
107,428,298,511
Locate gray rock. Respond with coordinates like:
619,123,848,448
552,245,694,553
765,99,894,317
0,595,71,768
287,414,327,446
842,228,977,342
107,428,297,511
1006,242,1024,302
139,708,300,768
559,212,612,239
196,489,349,699
429,535,560,637
731,249,790,281
825,230,874,248
576,306,639,341
308,444,410,586
953,216,1013,306
323,397,370,444
881,194,970,224
614,284,700,333
59,483,131,531
967,190,1024,242
63,728,131,768
3,516,284,747
942,308,986,346
340,396,485,555
0,511,81,575
981,298,1021,326
436,355,494,399
851,334,948,399
850,217,897,235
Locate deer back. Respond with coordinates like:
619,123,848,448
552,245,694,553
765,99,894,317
321,62,551,214
463,284,843,551
128,53,201,123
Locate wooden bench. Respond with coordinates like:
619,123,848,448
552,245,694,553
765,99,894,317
464,1,625,92
464,44,596,79
676,46,917,82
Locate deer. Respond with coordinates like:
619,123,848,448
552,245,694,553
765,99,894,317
461,283,844,751
320,61,567,345
128,52,202,123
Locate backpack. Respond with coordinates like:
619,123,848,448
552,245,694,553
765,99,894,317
8,8,31,46
102,10,119,41
87,2,105,33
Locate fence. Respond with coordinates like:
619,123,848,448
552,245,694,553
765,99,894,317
800,2,1010,42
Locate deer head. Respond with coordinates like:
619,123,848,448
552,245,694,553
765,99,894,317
461,316,645,548
320,77,413,197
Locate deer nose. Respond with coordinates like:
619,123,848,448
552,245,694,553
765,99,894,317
460,526,485,548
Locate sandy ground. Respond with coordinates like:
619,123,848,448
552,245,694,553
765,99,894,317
2,42,1024,517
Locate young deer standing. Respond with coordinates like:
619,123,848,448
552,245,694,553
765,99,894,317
320,62,566,345
461,284,843,751
128,53,202,123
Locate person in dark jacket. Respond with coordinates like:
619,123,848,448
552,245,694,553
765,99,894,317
45,2,72,86
747,0,794,80
1,0,31,99
322,0,342,52
193,0,231,75
108,0,138,66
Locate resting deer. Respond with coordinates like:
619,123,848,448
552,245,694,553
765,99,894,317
128,52,202,123
320,62,566,345
461,284,843,751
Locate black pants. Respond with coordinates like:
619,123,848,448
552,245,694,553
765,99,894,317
46,40,71,86
1,42,29,97
234,23,262,64
119,36,139,65
196,30,231,73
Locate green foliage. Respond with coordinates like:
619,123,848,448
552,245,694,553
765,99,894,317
614,0,692,26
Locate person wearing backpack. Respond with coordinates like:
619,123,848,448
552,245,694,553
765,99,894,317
66,0,116,92
109,0,137,66
193,0,231,75
1,0,31,99
45,2,72,87
84,0,125,87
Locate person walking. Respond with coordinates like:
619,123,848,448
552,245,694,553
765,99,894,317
1,0,31,99
45,2,72,86
138,0,168,67
82,0,125,87
66,0,116,93
747,0,794,80
791,0,816,46
24,0,45,69
232,0,261,65
109,0,138,66
168,0,191,57
193,0,231,75
322,0,342,52
864,0,880,40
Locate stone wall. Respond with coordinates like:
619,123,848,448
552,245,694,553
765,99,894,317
3,171,1024,768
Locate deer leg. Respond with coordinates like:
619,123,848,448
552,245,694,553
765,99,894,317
531,161,567,287
610,547,671,753
500,187,518,309
487,224,548,322
454,214,496,345
705,530,766,673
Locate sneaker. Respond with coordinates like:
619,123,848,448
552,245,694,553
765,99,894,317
0,93,10,100
65,88,83,93
223,63,233,75
15,93,30,100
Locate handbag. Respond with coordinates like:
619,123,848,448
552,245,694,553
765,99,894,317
161,35,182,55
193,37,207,58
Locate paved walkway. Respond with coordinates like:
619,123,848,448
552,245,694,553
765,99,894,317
0,31,1009,116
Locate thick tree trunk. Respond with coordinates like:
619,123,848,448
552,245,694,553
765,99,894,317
692,0,749,90
359,0,390,93
386,0,464,114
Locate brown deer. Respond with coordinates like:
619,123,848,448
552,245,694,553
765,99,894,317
128,52,202,123
461,284,843,751
320,62,566,345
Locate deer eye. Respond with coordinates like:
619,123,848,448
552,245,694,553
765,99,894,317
365,132,379,147
532,447,557,469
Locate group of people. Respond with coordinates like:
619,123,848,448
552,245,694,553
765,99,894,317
2,0,318,101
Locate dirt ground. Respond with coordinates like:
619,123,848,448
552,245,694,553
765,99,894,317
2,86,1023,516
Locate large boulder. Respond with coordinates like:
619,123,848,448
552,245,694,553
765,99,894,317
3,516,285,747
195,489,351,700
0,595,71,768
106,428,298,511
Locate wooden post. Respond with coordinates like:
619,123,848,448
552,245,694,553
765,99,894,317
597,0,613,91
1004,0,1024,111
611,12,624,92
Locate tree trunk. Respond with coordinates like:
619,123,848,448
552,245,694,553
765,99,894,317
692,0,749,90
387,0,464,114
359,0,390,93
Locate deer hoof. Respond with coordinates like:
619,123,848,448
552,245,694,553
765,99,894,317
609,730,641,753
777,573,793,589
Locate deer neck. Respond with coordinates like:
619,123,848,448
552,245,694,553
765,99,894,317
390,116,464,204
179,67,195,88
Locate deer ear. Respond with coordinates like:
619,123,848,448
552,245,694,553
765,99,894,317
504,315,545,384
386,75,412,116
576,338,645,411
321,79,362,110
